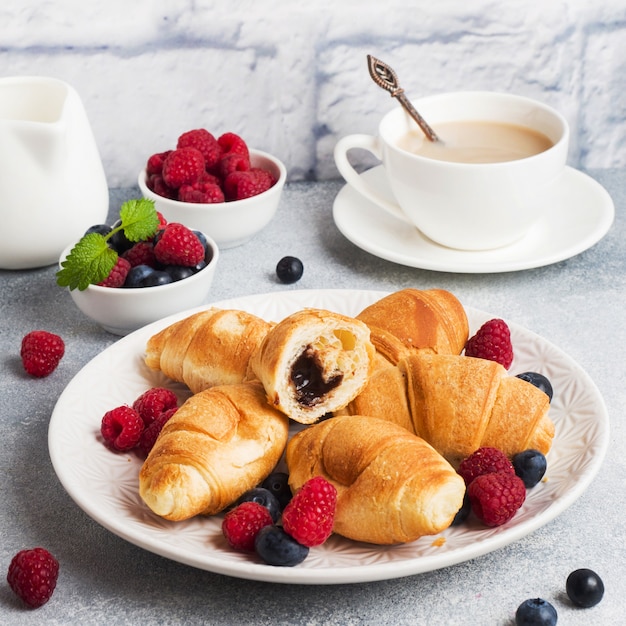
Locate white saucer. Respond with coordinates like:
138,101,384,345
332,165,614,273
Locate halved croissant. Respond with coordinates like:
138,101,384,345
286,415,466,544
139,382,289,521
248,308,375,424
144,308,272,394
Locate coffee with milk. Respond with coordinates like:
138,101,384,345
397,121,553,164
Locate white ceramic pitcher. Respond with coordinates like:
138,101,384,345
0,76,109,269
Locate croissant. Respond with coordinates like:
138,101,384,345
139,382,289,521
286,415,466,544
248,308,375,424
144,308,272,394
338,350,414,433
400,352,554,466
356,288,470,359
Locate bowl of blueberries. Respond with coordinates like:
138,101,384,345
58,200,219,336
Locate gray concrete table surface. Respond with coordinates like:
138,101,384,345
0,169,624,625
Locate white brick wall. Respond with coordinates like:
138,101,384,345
1,0,625,186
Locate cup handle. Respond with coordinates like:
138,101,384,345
333,134,412,225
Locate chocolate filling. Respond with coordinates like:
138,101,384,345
291,347,343,407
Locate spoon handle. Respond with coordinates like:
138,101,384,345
367,55,440,143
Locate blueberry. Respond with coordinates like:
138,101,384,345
141,270,173,287
512,449,547,488
451,490,471,526
566,568,604,608
515,598,557,626
84,223,112,237
124,264,155,288
235,487,281,522
261,472,292,510
164,265,196,282
254,526,309,566
193,230,207,247
108,219,134,254
276,256,304,284
516,372,553,402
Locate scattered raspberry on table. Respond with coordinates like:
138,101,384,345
20,330,65,378
7,547,59,609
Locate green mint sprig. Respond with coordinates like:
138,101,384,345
56,198,160,291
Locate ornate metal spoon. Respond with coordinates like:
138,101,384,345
367,54,440,143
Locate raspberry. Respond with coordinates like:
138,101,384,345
7,547,59,608
281,476,337,547
101,405,144,451
20,330,65,378
147,174,177,199
153,223,205,267
98,256,131,288
224,168,276,201
458,447,515,486
197,171,221,186
217,132,249,158
138,406,177,456
122,241,157,268
132,387,178,427
178,182,225,204
222,501,274,552
465,318,514,369
156,211,168,229
467,471,526,526
177,129,222,170
218,153,251,180
146,150,172,176
161,147,205,189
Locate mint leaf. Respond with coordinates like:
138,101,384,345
56,233,118,291
119,198,159,242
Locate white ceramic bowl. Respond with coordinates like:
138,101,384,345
60,233,219,336
137,148,286,249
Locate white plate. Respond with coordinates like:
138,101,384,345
333,166,614,273
48,289,609,584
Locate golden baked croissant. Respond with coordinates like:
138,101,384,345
286,415,466,544
139,382,289,521
248,308,375,424
144,308,272,394
356,288,470,359
400,352,554,465
338,350,413,433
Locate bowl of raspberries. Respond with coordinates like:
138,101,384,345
138,129,287,249
57,199,219,336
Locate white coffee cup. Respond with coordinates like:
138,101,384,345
334,91,569,250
